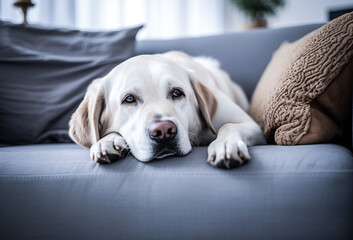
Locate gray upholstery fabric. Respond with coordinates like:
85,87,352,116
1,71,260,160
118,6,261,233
0,144,352,240
135,24,323,99
0,21,142,144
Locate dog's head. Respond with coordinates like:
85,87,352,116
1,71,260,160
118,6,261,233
69,52,217,162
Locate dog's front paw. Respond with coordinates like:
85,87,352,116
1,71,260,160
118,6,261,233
90,133,129,164
207,138,250,169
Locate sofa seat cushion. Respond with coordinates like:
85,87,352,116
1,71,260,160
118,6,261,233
0,144,352,240
0,144,352,174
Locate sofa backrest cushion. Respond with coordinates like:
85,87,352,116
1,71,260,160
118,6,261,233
0,21,142,145
135,24,322,99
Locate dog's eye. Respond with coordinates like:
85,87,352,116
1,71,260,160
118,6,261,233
123,95,136,103
171,88,184,99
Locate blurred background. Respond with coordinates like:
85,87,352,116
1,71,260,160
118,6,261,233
0,0,352,39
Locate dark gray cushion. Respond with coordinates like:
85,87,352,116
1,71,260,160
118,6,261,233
0,144,352,240
0,21,142,145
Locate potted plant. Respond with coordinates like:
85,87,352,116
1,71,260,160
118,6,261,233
230,0,285,29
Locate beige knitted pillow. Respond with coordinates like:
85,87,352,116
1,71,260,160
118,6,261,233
249,12,353,145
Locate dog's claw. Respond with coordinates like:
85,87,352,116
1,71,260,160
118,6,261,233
104,155,111,163
208,154,216,163
224,158,230,168
238,150,244,159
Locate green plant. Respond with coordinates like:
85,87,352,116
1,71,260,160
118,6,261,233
230,0,285,22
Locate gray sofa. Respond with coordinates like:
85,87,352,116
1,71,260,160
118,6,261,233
1,24,352,240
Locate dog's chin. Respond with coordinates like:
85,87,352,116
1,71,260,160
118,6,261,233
153,149,180,159
131,138,191,162
135,147,187,163
153,141,190,161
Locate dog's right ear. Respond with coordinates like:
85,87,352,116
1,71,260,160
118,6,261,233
189,73,218,135
69,78,105,148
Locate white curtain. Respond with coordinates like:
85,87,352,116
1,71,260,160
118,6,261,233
0,0,244,39
2,0,350,39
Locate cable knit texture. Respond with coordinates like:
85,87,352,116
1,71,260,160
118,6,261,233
250,12,353,145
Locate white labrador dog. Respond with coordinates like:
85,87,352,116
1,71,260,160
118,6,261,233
69,51,265,168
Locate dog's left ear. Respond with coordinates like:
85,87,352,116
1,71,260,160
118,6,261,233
189,73,217,134
69,78,105,148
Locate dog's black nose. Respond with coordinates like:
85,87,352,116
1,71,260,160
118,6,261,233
148,121,177,142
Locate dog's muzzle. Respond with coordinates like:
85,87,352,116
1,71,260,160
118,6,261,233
148,120,181,159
